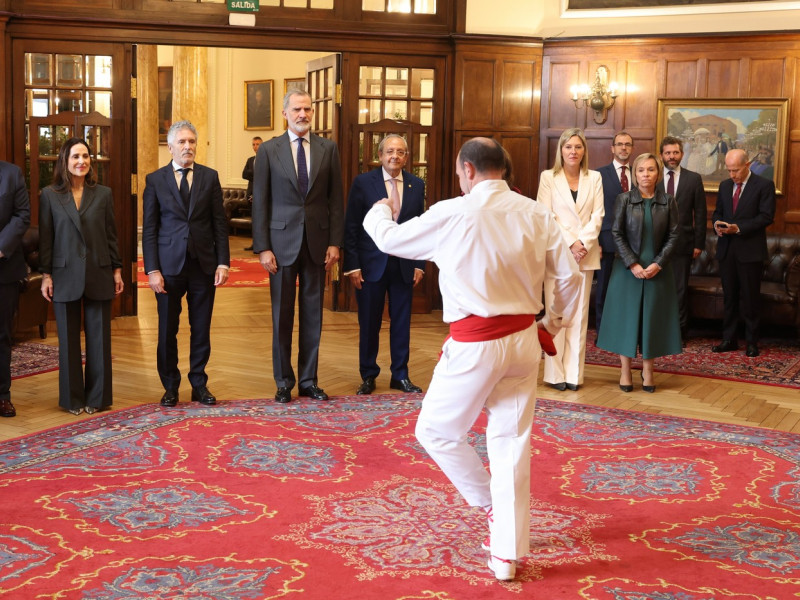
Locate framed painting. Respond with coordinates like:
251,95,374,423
157,67,173,145
656,98,788,194
244,80,273,130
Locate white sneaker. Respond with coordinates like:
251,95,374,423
487,555,516,581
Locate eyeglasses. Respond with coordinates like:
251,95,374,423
382,149,407,157
613,143,634,148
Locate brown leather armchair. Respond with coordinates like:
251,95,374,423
223,188,252,235
13,226,48,340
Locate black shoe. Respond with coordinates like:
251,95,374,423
244,245,253,251
299,385,329,401
191,385,217,405
0,399,16,417
640,371,656,393
356,377,376,395
712,340,738,353
746,344,760,358
160,389,179,407
275,387,292,403
549,382,567,392
390,378,423,393
565,383,579,391
619,384,633,393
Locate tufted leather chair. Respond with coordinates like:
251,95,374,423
222,188,251,235
689,231,800,329
13,226,48,340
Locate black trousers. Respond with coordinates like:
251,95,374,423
0,281,19,401
53,297,112,410
156,256,216,391
719,256,763,344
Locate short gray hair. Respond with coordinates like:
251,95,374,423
167,120,198,145
283,89,312,110
378,134,407,154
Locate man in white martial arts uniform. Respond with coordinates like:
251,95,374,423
363,137,582,581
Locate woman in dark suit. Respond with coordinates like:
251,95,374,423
40,137,123,415
596,153,682,393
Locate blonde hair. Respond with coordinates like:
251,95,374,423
552,128,589,175
631,153,664,187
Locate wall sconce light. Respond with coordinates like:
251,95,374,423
570,65,619,125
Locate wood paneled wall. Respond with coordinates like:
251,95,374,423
452,38,543,198
541,34,800,233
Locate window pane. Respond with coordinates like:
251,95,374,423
384,100,407,120
362,0,384,10
359,67,383,96
56,55,83,87
414,0,435,13
411,69,434,98
83,125,109,157
358,99,382,124
86,91,112,117
38,161,55,190
26,53,52,86
85,56,113,89
55,90,83,113
387,0,411,12
284,0,307,7
385,68,408,97
26,90,51,119
313,0,334,8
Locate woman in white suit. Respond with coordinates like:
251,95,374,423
537,128,604,391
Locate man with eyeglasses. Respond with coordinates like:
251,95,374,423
595,131,634,332
344,134,425,396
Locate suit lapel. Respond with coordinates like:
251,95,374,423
162,164,187,216
734,179,755,217
554,172,573,207
189,166,202,216
307,134,323,194
79,185,96,216
56,190,84,239
370,169,387,203
276,133,301,197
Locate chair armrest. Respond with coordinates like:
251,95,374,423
786,255,800,301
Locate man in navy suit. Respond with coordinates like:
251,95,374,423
344,134,425,395
711,149,775,358
595,131,633,331
252,90,344,404
657,135,707,339
142,120,230,407
0,161,31,418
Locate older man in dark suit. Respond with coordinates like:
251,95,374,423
142,120,230,407
657,135,707,339
595,131,633,331
344,134,425,396
711,149,775,358
0,161,31,418
252,90,344,404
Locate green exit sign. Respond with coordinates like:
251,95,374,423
227,0,258,11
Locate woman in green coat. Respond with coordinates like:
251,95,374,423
596,153,682,393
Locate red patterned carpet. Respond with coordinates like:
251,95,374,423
10,342,60,379
1,395,799,598
137,257,269,288
586,329,800,389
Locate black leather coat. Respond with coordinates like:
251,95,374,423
611,187,679,269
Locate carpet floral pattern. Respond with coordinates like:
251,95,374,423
137,257,269,288
1,395,799,598
585,329,800,389
10,342,61,379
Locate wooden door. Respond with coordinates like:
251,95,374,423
12,40,133,317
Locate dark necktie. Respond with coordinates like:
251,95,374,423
620,165,629,192
733,182,742,213
296,137,308,197
178,168,191,210
667,170,675,196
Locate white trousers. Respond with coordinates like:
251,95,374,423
415,326,540,560
543,270,593,385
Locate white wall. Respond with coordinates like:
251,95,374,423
466,0,800,38
156,46,328,188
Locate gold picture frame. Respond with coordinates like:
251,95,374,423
244,79,273,130
655,98,788,194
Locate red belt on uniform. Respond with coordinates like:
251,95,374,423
439,314,556,357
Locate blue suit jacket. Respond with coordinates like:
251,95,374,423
142,162,230,277
712,172,775,263
343,168,425,284
0,161,30,285
597,162,624,253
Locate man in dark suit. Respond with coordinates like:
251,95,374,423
657,135,707,339
0,161,31,418
595,131,633,332
711,149,775,358
344,134,425,396
252,90,344,404
241,136,262,251
142,120,230,407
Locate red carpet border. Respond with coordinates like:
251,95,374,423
137,256,270,288
10,342,60,380
1,395,799,598
586,329,800,389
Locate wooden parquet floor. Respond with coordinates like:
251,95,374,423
3,236,800,442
